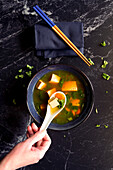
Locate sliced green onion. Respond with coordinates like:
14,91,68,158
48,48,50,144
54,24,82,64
57,99,65,109
27,64,34,69
19,74,24,78
13,99,16,105
18,69,22,73
15,75,18,79
68,117,73,121
88,58,94,65
26,71,32,77
96,124,100,128
101,60,108,68
102,73,110,80
101,41,106,47
104,125,108,128
95,108,98,114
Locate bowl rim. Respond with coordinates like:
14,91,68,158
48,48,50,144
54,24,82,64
27,64,94,131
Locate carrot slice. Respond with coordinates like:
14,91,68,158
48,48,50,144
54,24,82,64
65,107,70,112
76,108,81,115
71,99,80,106
40,104,46,110
62,81,78,91
55,93,65,100
72,110,76,116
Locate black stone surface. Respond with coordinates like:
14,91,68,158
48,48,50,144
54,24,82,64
0,0,113,170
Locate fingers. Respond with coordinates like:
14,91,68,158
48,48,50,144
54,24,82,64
26,123,51,151
27,130,46,147
36,139,43,147
40,133,51,150
31,123,38,132
27,123,39,138
27,125,34,136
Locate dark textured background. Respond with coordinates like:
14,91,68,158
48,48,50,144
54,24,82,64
0,0,113,169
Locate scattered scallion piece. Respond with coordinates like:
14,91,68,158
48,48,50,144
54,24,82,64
88,58,94,65
68,117,73,121
26,71,32,77
95,108,98,114
102,73,110,80
96,124,100,128
18,69,22,73
13,99,16,105
104,125,108,128
106,91,108,93
101,57,103,60
15,75,18,79
19,74,24,78
64,135,66,138
101,60,108,68
27,64,34,69
101,41,106,47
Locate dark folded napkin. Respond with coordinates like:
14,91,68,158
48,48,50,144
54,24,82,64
35,22,84,58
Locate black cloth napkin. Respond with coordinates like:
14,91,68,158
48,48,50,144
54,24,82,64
35,22,84,58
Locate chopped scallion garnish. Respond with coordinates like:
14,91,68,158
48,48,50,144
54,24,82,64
104,125,108,128
27,64,34,69
26,71,32,77
57,99,65,109
15,75,18,79
68,117,73,121
19,74,24,78
95,108,98,114
101,60,108,68
102,73,110,80
13,99,16,105
88,58,94,65
96,124,100,128
101,41,106,47
18,69,22,73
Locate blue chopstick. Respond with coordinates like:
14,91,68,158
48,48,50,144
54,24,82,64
33,6,55,28
35,5,55,27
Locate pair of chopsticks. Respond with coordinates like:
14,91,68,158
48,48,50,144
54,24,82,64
33,5,92,66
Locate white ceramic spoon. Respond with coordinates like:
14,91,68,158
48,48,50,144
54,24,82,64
40,91,66,131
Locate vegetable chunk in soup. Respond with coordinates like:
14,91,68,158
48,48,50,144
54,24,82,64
33,70,86,125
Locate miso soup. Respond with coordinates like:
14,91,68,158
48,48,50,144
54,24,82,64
33,70,86,125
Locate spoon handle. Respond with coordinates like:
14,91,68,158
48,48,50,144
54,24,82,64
40,115,53,131
40,106,53,131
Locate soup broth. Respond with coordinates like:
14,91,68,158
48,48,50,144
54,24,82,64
33,70,86,125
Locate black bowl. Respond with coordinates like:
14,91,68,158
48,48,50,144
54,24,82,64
27,64,94,130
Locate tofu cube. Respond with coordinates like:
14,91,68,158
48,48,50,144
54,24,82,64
49,98,59,108
47,88,56,97
49,74,60,83
36,80,46,90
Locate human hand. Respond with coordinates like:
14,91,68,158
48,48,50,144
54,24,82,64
0,123,51,170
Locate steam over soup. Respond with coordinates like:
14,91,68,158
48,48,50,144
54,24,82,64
33,70,86,125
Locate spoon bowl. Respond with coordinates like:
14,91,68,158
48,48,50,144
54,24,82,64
40,91,66,131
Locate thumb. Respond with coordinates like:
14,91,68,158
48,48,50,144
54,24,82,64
27,130,46,146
